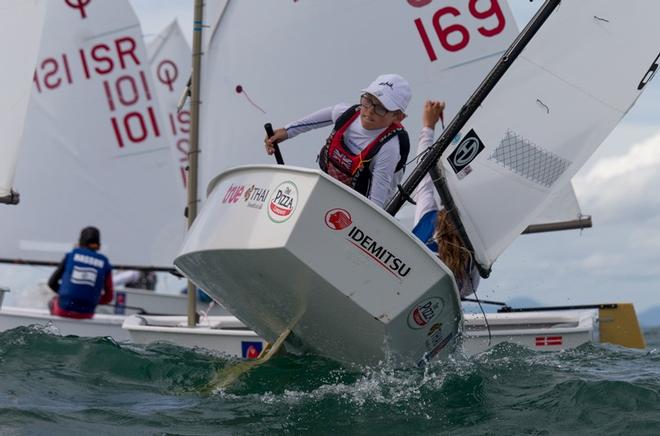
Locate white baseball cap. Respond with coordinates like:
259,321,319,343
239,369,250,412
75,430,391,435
361,73,412,112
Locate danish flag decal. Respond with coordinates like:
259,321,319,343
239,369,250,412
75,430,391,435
535,336,563,347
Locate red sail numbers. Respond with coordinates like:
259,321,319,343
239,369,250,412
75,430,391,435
169,109,191,187
408,0,507,62
32,34,161,150
32,36,140,92
104,70,161,148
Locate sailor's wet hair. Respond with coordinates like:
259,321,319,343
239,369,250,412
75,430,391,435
79,226,101,247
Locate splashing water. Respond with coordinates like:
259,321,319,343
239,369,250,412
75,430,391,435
1,326,659,434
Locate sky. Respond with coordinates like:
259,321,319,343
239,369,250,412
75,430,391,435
3,1,660,315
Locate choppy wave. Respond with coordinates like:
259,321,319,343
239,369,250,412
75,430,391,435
0,326,659,435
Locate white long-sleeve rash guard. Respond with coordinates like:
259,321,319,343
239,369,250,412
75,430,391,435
411,126,481,298
284,104,403,208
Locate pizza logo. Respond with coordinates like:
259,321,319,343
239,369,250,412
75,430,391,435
267,181,298,223
407,297,444,329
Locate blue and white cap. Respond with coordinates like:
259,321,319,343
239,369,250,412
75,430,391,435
362,73,412,112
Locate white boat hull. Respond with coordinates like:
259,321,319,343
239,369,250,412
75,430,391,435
175,165,463,367
462,309,598,356
7,283,224,317
120,309,604,359
96,287,226,316
0,306,130,341
123,315,264,358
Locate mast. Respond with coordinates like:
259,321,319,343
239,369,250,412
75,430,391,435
186,0,204,327
385,0,561,276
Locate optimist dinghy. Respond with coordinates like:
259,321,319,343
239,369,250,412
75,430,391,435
175,165,462,367
175,0,660,366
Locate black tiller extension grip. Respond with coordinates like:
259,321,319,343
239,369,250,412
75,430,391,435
264,123,284,165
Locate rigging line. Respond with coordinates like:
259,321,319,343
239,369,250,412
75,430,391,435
406,119,448,167
445,50,506,71
113,146,170,159
472,287,492,347
593,16,610,23
406,146,432,167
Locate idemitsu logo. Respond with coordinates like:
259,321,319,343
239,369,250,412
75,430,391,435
267,181,298,223
346,226,412,279
325,209,352,231
407,297,444,329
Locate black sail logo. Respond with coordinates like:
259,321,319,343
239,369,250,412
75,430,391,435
638,52,660,91
448,129,485,174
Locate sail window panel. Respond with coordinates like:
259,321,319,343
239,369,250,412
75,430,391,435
489,130,571,189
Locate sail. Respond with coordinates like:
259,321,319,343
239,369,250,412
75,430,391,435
0,1,184,268
198,0,519,200
0,0,46,204
147,20,191,194
439,0,660,270
529,182,585,227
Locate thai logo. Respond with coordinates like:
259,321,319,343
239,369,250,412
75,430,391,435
408,297,444,329
243,185,254,201
268,181,298,223
243,184,270,210
325,208,352,230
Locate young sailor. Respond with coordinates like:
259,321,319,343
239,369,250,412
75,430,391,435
412,100,479,297
47,226,114,319
264,74,411,208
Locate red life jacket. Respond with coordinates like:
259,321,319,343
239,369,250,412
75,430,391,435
319,105,410,197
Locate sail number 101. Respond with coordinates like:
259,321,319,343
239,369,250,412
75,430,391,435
410,0,507,62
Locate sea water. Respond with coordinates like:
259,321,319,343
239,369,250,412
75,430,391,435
1,326,659,435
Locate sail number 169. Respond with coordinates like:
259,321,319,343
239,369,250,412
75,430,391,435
410,0,507,62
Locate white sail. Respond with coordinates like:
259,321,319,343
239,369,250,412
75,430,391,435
147,20,191,194
0,0,183,268
440,0,660,270
198,0,519,201
0,0,46,203
530,182,584,226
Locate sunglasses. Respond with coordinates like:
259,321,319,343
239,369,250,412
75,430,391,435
360,93,390,117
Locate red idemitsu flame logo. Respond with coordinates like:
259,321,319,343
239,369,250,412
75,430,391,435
325,209,352,231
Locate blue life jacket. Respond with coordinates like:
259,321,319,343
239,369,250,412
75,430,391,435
412,210,438,252
58,247,112,314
